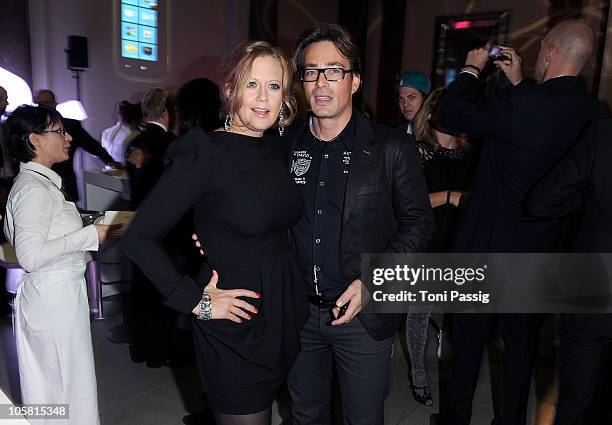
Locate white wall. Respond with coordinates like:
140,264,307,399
28,0,249,138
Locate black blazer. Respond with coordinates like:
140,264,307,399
126,123,175,209
526,119,612,337
52,118,115,202
436,74,607,252
286,111,434,340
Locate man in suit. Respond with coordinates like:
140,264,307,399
126,88,175,209
286,23,434,425
435,20,606,425
125,87,177,368
34,89,123,202
526,119,612,425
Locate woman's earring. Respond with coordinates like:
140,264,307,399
224,114,232,132
278,109,285,136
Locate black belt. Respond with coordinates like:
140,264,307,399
308,294,337,309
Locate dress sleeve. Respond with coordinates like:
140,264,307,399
68,120,115,165
120,128,217,313
6,185,99,272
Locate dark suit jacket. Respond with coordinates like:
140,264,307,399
126,123,175,209
436,74,606,252
286,111,434,340
52,118,114,202
526,119,612,337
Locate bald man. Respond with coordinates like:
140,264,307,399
436,20,607,425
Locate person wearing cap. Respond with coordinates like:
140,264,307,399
398,71,431,135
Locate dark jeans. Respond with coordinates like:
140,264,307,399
288,303,392,425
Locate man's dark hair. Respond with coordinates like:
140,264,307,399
6,105,63,163
292,23,362,76
118,100,142,129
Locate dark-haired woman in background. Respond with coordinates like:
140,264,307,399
176,77,222,135
404,87,477,406
4,105,116,425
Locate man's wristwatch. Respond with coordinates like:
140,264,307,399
197,292,213,321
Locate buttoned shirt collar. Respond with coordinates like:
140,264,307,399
307,113,355,149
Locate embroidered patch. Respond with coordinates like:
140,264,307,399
292,157,312,177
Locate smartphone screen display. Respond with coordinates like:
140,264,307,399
488,45,502,59
121,0,158,61
117,0,166,79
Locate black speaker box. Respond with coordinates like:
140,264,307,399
67,35,88,69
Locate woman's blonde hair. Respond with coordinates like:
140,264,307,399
221,40,297,128
413,87,468,149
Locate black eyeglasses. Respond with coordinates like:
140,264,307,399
301,67,354,82
40,128,67,136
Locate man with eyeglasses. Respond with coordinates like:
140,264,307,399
285,23,434,425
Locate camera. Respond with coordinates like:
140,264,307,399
489,45,510,62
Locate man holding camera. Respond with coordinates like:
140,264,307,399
436,20,607,425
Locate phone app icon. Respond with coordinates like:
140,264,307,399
122,41,139,59
122,4,139,23
139,0,158,9
140,9,157,26
139,43,157,61
122,22,138,41
139,26,157,43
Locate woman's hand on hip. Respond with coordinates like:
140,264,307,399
197,270,260,323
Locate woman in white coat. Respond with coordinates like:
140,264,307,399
4,105,114,425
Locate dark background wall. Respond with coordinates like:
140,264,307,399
0,0,32,85
0,0,609,133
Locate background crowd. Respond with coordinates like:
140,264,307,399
0,16,610,425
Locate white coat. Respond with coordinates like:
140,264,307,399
4,161,100,425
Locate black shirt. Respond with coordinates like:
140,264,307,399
290,114,355,297
416,141,477,251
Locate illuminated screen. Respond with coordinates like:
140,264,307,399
120,0,158,61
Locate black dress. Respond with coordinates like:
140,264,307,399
121,128,308,414
416,141,476,251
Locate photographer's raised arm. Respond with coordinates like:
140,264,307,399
435,45,514,140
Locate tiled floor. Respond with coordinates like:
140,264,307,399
0,314,550,425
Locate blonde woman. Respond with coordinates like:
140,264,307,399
121,41,306,425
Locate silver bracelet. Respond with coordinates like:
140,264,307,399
197,292,213,321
